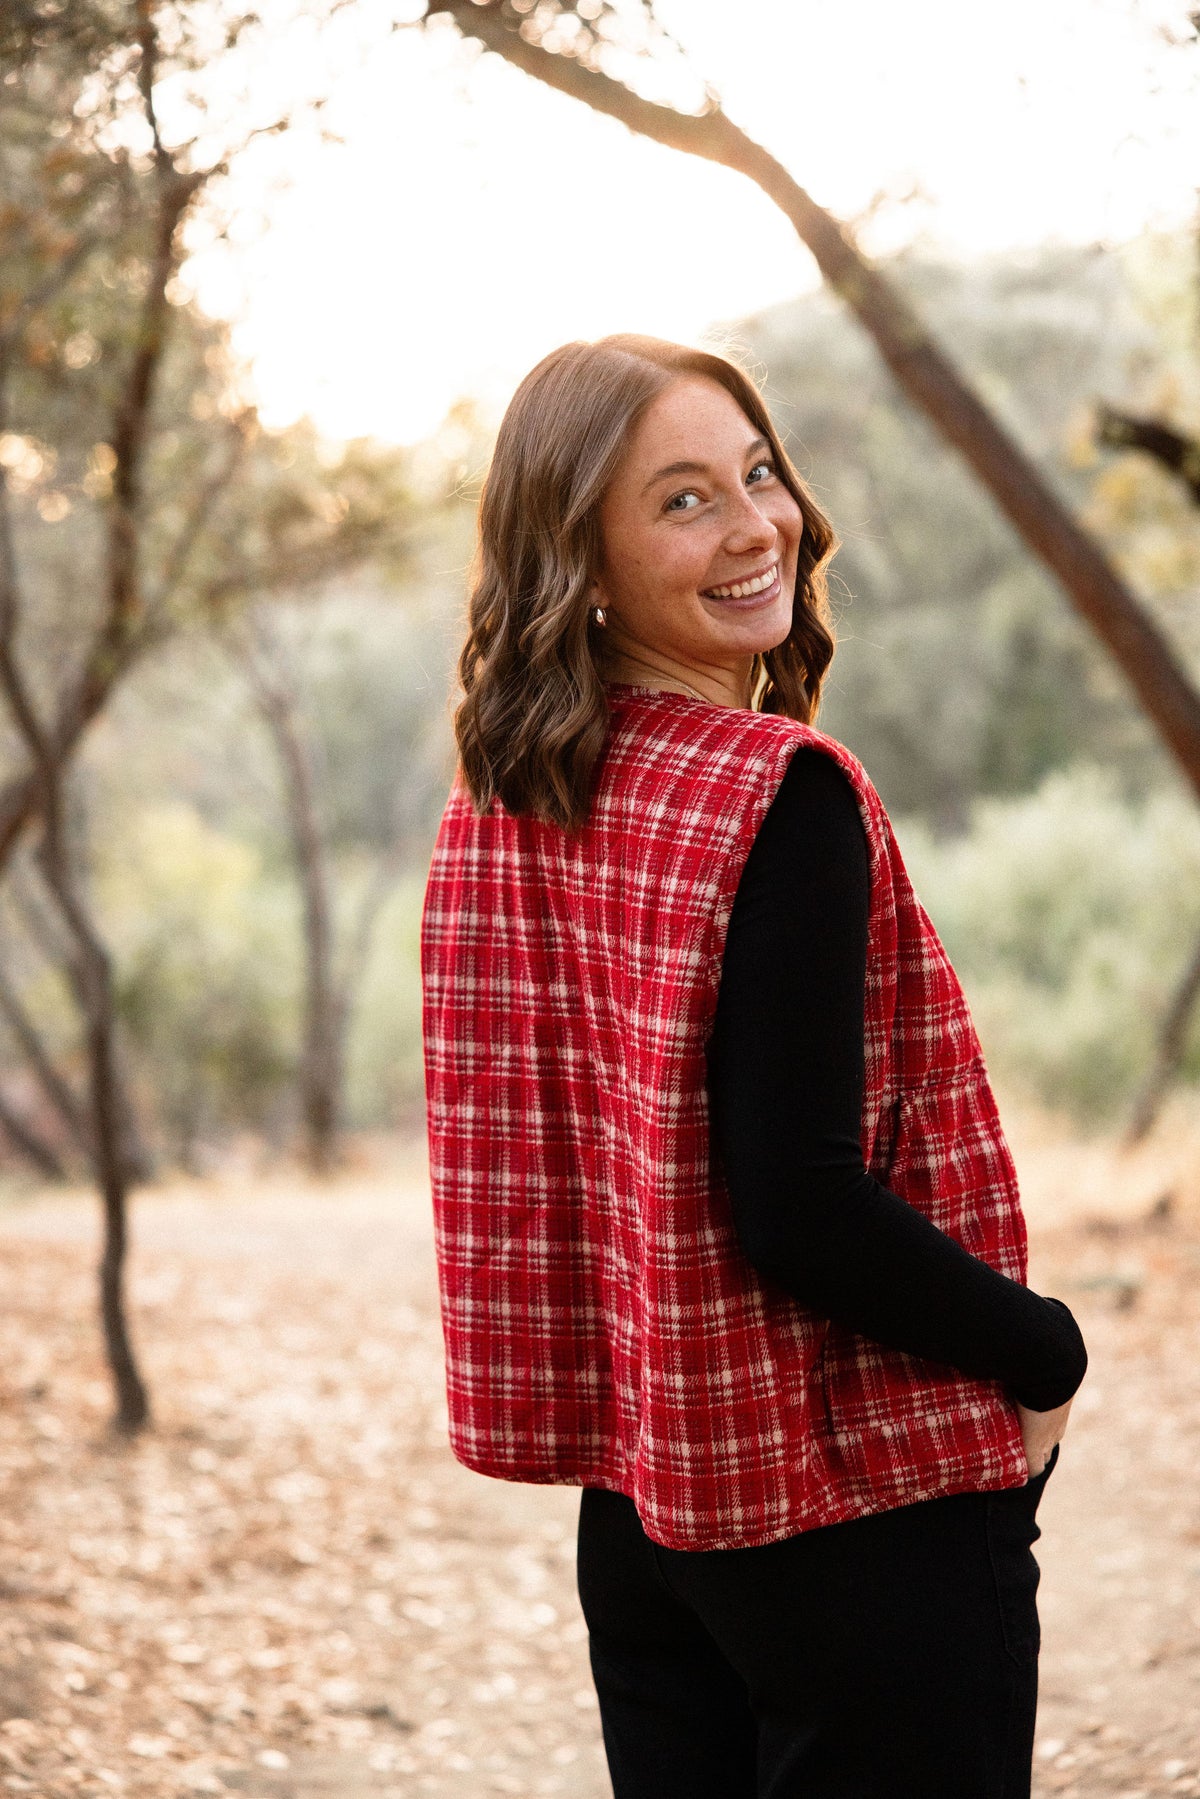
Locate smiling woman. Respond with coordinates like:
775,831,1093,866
451,333,837,832
589,377,804,698
421,330,1088,1799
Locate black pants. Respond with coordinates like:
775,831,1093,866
576,1444,1059,1799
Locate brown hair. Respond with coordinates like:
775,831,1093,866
453,332,839,832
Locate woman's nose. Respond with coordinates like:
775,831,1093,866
723,487,778,548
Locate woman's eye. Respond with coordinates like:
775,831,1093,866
664,460,776,513
747,459,776,484
664,490,700,513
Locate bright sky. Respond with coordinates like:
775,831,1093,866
178,0,1200,447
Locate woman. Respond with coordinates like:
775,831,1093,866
420,333,1088,1799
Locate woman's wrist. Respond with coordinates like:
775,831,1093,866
1007,1295,1088,1411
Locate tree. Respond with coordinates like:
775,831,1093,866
728,242,1175,823
220,590,425,1178
419,0,1200,809
1088,224,1200,1139
0,0,421,1430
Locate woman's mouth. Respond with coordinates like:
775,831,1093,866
701,561,782,609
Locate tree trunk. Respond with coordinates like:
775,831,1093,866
1124,932,1200,1148
2,845,157,1185
239,612,346,1177
30,823,150,1433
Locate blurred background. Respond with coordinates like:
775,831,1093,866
2,4,1200,1794
2,0,1199,1190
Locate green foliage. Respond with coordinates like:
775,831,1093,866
93,798,300,1164
895,763,1200,1123
72,583,459,1151
251,583,462,856
4,9,1198,1165
341,872,427,1131
733,237,1200,824
0,2,458,1174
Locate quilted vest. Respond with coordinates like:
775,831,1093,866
420,683,1031,1551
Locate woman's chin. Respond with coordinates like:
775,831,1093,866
705,597,793,653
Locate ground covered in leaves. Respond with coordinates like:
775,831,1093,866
0,1102,1198,1798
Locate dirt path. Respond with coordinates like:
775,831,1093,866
0,1112,1198,1798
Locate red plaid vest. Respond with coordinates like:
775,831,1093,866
420,685,1031,1550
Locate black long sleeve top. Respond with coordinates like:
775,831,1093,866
705,746,1087,1414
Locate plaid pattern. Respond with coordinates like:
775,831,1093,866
420,686,1031,1550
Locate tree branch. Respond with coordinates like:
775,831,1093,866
1095,403,1200,505
0,1084,69,1181
146,415,254,616
0,230,111,357
0,946,93,1159
424,0,1200,804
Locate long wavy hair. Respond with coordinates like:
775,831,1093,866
453,333,840,832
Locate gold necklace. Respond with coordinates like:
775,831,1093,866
656,678,710,703
609,655,711,706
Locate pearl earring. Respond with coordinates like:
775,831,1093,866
593,606,607,627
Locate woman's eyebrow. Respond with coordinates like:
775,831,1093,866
640,435,773,495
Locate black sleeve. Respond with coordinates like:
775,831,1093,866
705,747,1087,1413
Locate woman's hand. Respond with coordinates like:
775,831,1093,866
1015,1394,1075,1476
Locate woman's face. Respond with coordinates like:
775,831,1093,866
590,374,804,696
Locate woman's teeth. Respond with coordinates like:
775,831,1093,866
704,563,778,600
